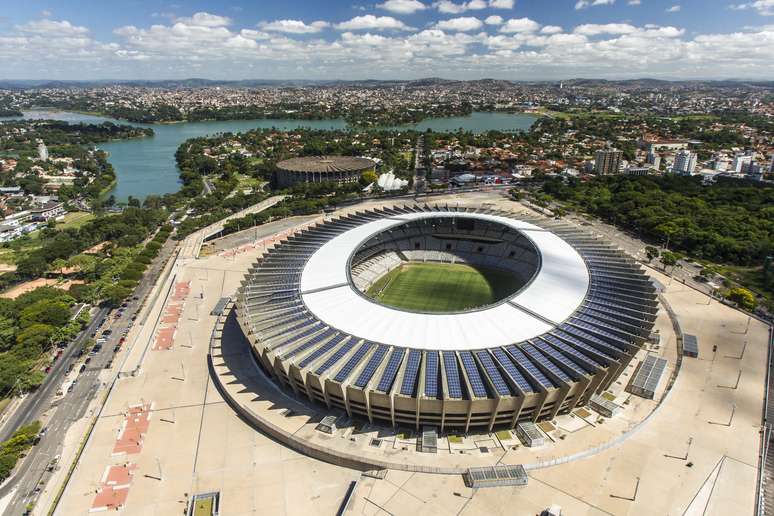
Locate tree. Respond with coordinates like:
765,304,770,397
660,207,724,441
645,246,660,263
19,300,71,329
103,284,132,307
655,222,679,250
359,171,378,187
726,287,757,311
661,251,679,272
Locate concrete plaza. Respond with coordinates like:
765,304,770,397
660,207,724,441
54,194,769,516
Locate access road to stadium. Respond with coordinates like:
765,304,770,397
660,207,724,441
0,235,179,516
48,191,771,516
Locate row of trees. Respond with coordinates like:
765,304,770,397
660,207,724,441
0,287,88,395
0,421,41,482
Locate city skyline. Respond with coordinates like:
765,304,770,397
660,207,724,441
1,0,774,81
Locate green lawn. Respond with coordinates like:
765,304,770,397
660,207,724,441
56,211,95,230
366,263,518,313
192,497,214,516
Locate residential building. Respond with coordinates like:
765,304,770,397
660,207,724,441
647,151,661,170
732,152,754,173
673,150,697,175
29,201,65,221
37,141,48,162
594,149,622,175
624,166,652,176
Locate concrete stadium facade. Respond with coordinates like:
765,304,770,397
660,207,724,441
275,155,375,188
235,205,658,432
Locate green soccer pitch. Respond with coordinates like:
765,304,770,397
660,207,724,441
365,262,520,313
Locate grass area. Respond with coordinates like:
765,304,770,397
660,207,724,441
192,497,214,516
447,434,463,444
0,237,41,265
574,408,592,419
495,430,512,440
718,264,774,307
366,263,519,313
234,173,265,190
601,391,617,402
56,211,95,230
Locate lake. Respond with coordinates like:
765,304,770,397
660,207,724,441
8,110,536,200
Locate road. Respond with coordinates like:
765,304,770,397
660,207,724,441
0,307,107,445
0,237,179,516
202,177,214,196
412,135,426,193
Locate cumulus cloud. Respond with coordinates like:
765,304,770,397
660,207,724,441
434,16,484,31
540,25,563,34
377,0,428,14
17,19,89,36
730,0,774,15
500,17,540,33
259,19,330,34
335,15,414,31
435,0,486,14
489,0,515,7
5,12,774,82
485,15,504,25
575,0,615,9
574,23,637,35
175,12,232,27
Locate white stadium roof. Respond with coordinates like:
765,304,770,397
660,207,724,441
300,212,589,351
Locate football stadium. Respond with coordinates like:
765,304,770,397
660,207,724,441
235,205,658,431
275,155,376,188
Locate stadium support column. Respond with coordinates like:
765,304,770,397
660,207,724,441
364,390,374,424
487,398,502,433
547,383,571,420
508,394,527,428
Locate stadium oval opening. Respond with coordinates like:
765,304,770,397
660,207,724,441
350,217,540,314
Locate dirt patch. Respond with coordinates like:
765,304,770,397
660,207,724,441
1,278,85,299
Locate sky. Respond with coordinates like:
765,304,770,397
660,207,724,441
1,0,773,81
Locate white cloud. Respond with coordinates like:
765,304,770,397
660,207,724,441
435,0,486,13
40,10,52,17
540,25,563,34
434,16,484,31
485,15,504,25
628,0,641,4
259,19,330,34
575,0,615,9
5,12,774,82
335,15,414,31
17,19,89,36
488,0,515,7
574,23,637,35
730,0,774,15
666,4,681,12
376,0,428,14
175,12,232,27
500,17,540,33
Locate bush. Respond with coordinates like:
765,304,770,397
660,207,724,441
0,421,41,482
726,287,757,311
